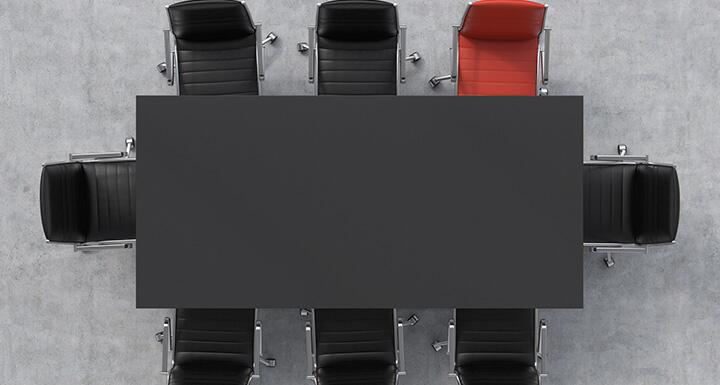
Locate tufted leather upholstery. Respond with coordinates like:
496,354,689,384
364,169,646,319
168,0,259,95
455,309,538,385
169,309,255,385
316,0,399,95
458,0,546,96
584,164,680,245
40,160,135,243
314,309,397,385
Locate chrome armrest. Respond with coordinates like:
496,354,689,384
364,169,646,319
305,322,315,380
159,29,175,86
396,318,406,375
447,319,456,375
584,243,648,253
69,137,135,161
590,155,649,162
256,24,265,81
253,321,262,378
537,319,547,379
69,152,126,161
451,25,459,83
308,26,316,84
399,26,407,83
156,317,172,374
74,240,135,252
590,144,649,163
398,26,421,84
429,26,458,89
541,28,550,86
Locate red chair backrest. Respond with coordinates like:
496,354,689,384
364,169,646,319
458,0,546,96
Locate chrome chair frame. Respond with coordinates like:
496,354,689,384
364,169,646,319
157,0,278,95
42,137,136,252
303,309,410,384
434,309,548,385
428,2,550,96
296,2,421,95
156,309,275,384
584,144,678,267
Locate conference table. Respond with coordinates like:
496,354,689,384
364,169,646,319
136,96,583,308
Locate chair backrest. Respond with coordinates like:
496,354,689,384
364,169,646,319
457,0,546,96
173,309,255,367
314,309,396,368
455,309,536,367
632,164,680,244
168,0,259,95
316,0,399,95
40,161,136,243
583,163,680,245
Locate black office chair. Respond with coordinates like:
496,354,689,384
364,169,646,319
433,309,547,385
158,0,278,95
156,309,275,385
584,144,680,267
304,309,412,385
40,138,136,251
297,0,421,95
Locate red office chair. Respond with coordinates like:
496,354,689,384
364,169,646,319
429,0,550,96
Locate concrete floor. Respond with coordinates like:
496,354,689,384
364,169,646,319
2,0,719,384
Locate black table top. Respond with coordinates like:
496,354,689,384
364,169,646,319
136,96,583,308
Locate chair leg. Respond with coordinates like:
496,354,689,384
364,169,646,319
432,340,448,352
604,253,615,268
260,356,276,367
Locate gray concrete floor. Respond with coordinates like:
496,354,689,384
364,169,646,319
1,0,719,384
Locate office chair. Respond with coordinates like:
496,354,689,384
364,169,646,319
429,0,550,96
40,138,136,251
584,144,680,267
157,0,279,95
296,0,421,95
433,309,548,385
156,309,275,385
304,309,414,385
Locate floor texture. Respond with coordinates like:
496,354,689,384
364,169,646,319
1,0,719,384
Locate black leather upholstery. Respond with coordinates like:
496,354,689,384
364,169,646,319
168,0,259,95
83,162,136,242
40,160,135,243
169,309,255,385
316,365,397,385
314,309,397,385
455,309,538,385
40,163,87,243
169,364,252,385
583,164,637,244
584,163,680,245
456,364,539,385
316,0,398,95
633,164,680,244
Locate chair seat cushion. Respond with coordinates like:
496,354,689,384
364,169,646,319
169,363,252,385
173,309,255,367
456,363,539,385
316,364,397,385
583,164,637,243
83,162,136,242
